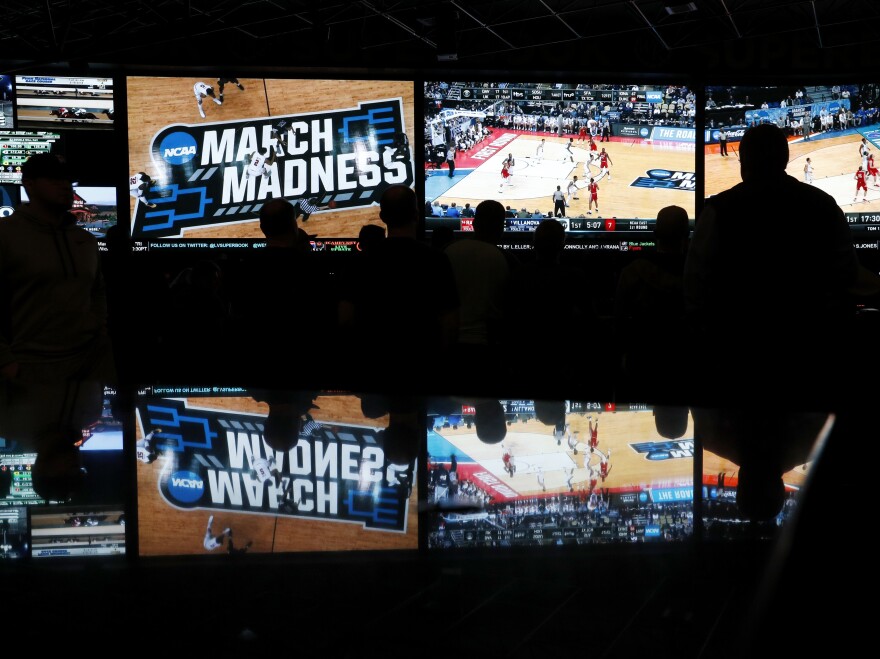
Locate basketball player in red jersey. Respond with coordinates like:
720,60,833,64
587,178,599,215
868,152,879,186
598,148,613,180
854,165,868,202
578,123,588,144
588,136,598,152
587,415,599,452
599,449,612,482
498,160,511,192
587,466,599,493
501,444,515,477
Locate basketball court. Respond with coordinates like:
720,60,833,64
429,131,695,221
706,126,880,212
429,409,695,498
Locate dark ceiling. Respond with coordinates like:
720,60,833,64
3,0,880,76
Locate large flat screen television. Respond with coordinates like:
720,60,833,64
705,82,880,253
698,407,831,541
0,129,61,184
134,386,418,556
21,184,117,248
0,385,125,561
425,81,696,253
14,74,114,130
28,504,126,559
425,399,694,550
126,75,415,253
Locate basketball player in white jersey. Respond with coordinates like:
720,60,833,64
535,138,545,164
566,175,580,206
203,515,231,551
129,172,157,209
584,151,600,178
567,428,579,455
249,453,281,488
244,147,276,179
859,138,870,171
136,427,163,464
193,81,221,119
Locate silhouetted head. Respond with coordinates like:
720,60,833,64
21,152,73,183
653,406,689,439
381,412,420,465
739,123,789,180
261,392,320,452
263,409,303,452
358,223,386,253
534,399,566,427
473,399,507,444
379,185,418,230
473,199,506,242
31,427,88,503
653,205,690,253
20,153,75,212
736,460,785,522
259,198,297,240
533,219,566,259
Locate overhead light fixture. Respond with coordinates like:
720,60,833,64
665,2,698,15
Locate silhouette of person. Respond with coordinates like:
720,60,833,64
357,223,386,254
693,407,829,523
444,199,513,377
684,123,860,406
503,219,598,397
250,389,321,453
614,205,690,401
337,185,459,391
0,373,104,505
0,153,115,386
472,399,507,444
164,258,232,379
430,225,455,252
258,197,310,252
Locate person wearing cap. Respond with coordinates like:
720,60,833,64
0,152,115,385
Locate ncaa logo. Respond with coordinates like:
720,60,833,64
712,130,720,140
0,206,13,218
647,169,673,180
639,127,650,138
160,131,198,165
167,470,204,503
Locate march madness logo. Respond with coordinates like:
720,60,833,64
630,169,695,191
131,99,414,239
137,396,411,532
630,439,694,461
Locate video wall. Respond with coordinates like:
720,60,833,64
0,64,861,563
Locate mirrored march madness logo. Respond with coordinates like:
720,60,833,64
139,397,411,532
